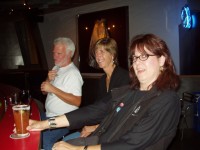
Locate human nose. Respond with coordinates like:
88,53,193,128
53,53,59,59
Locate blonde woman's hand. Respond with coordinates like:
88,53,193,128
80,125,99,137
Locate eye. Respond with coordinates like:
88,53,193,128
100,50,105,54
95,50,100,55
141,54,148,59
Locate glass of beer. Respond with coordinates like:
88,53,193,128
12,105,30,138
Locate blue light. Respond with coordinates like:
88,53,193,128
181,5,192,29
192,15,197,28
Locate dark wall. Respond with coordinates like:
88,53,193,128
179,12,200,75
0,13,48,71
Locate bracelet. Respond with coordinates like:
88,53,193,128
83,145,88,150
48,117,57,129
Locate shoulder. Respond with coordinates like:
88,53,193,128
160,90,179,101
62,64,83,82
115,66,129,74
113,66,129,77
152,90,180,110
67,63,81,75
112,66,130,83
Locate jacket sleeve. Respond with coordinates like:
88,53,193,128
101,91,180,150
65,93,112,130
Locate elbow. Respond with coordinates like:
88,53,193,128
72,96,81,107
76,102,81,107
76,96,82,107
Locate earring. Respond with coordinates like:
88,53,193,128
160,66,164,72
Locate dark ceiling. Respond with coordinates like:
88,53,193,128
0,0,106,17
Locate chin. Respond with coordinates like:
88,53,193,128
137,76,145,82
98,64,104,68
55,62,61,66
99,66,104,69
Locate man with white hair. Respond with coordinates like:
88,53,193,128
40,37,83,150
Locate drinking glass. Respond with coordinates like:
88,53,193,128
10,105,30,139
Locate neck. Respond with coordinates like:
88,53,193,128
104,64,116,92
140,84,152,91
59,60,72,68
104,64,116,78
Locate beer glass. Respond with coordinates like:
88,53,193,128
11,105,30,139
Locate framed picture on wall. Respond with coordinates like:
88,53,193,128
78,6,129,73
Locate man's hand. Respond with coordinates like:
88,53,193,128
48,70,57,81
41,81,54,93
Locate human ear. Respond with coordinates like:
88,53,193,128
159,55,166,67
67,51,72,58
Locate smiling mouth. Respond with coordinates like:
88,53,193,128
97,60,103,63
137,68,145,74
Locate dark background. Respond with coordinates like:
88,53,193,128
179,12,200,75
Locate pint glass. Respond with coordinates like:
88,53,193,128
12,105,30,136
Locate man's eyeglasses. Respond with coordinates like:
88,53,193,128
129,54,156,63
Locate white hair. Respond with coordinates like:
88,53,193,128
54,37,75,57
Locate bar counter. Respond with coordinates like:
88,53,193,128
0,100,41,150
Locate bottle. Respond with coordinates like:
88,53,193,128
21,90,30,105
4,97,7,111
13,93,18,105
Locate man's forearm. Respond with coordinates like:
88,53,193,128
51,86,81,106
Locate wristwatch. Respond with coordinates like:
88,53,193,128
48,117,57,129
83,145,88,150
